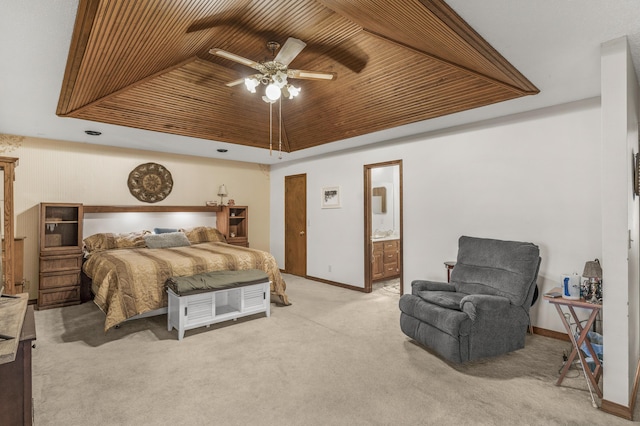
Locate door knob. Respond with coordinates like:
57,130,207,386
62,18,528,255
299,231,305,236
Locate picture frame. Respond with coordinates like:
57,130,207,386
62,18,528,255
634,151,640,198
321,186,341,209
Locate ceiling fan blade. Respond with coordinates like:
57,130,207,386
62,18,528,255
288,69,337,81
274,37,307,66
209,48,261,70
225,74,261,87
225,78,246,87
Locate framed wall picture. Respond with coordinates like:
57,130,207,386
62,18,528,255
634,151,640,198
321,186,341,208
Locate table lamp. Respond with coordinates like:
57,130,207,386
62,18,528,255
217,184,228,206
582,258,602,303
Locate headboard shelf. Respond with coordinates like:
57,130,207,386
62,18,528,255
84,205,222,214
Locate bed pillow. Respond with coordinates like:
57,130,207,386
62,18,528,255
180,226,226,244
153,227,178,234
83,230,150,254
144,232,191,249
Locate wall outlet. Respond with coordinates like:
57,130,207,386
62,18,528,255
328,265,332,272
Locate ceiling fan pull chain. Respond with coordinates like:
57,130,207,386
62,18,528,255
278,97,283,159
269,101,273,156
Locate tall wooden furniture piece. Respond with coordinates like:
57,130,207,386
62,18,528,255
0,157,18,294
2,237,25,294
0,293,36,426
372,239,400,281
217,206,249,247
38,203,84,309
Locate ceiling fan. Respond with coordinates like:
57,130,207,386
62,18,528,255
209,37,337,103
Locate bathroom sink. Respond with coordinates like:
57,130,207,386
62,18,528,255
372,230,395,240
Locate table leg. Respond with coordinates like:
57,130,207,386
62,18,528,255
569,307,602,397
554,304,602,398
555,304,574,383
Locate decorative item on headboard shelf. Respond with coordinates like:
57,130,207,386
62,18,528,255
217,184,228,205
218,183,228,206
228,199,235,206
127,162,173,203
45,234,62,247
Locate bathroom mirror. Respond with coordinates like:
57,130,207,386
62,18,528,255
372,187,386,214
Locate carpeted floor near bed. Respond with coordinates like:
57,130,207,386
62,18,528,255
32,274,638,425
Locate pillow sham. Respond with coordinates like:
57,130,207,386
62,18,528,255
144,232,191,249
179,226,226,244
83,230,150,253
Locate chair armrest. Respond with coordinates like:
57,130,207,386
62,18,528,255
460,294,511,321
411,280,452,295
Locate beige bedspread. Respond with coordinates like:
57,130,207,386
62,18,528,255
83,242,290,331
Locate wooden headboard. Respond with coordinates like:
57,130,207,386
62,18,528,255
82,205,221,238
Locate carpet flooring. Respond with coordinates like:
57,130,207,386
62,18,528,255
31,274,638,425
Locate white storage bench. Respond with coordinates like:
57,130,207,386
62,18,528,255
166,269,270,340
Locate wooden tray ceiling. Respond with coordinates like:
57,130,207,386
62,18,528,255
57,0,538,154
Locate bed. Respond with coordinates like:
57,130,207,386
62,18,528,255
81,208,290,331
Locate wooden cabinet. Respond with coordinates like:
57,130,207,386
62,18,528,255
0,295,36,426
372,239,399,281
2,237,25,294
38,203,84,309
0,157,18,295
372,243,385,281
216,206,249,247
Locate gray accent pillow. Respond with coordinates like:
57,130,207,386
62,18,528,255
144,232,191,249
153,227,178,234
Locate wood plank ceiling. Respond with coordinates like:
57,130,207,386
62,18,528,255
57,0,538,154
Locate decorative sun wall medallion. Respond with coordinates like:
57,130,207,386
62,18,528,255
127,162,173,203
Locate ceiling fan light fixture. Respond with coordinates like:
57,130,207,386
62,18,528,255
244,77,259,93
273,71,288,88
286,85,300,99
265,83,281,101
211,37,336,158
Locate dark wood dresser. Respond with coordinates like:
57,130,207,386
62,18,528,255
0,294,36,425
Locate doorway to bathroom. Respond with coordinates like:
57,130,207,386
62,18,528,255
364,160,403,294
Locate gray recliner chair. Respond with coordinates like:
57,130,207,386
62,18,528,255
399,236,541,363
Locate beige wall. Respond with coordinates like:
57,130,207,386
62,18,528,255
9,136,270,300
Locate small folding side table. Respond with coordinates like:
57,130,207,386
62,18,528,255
545,289,602,398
